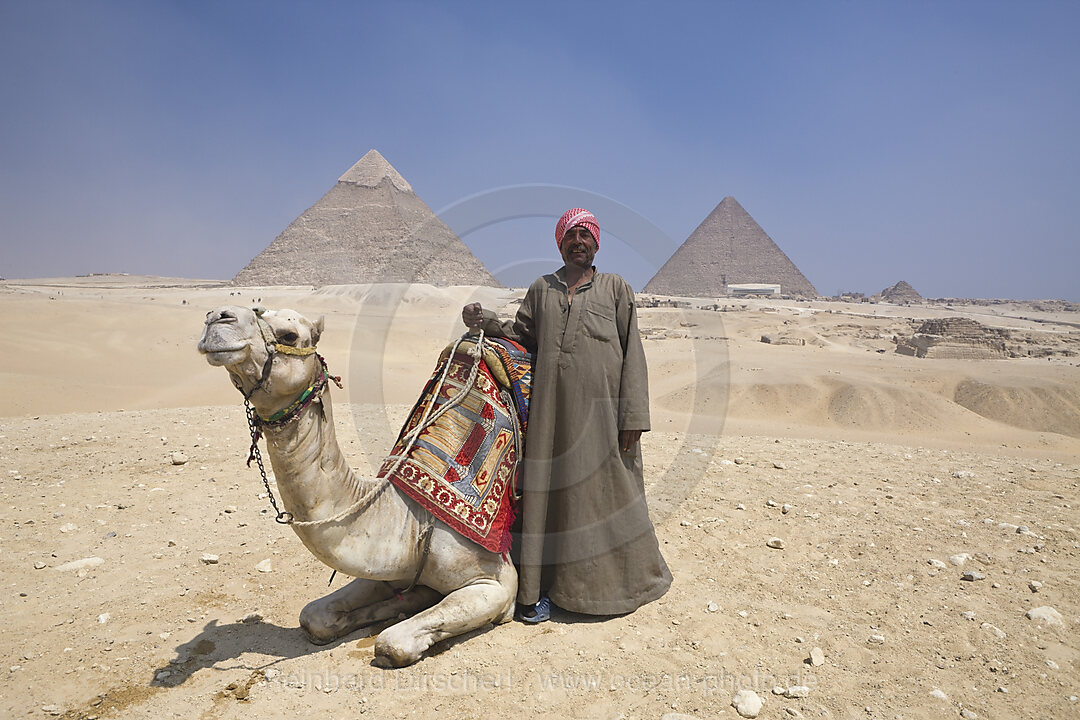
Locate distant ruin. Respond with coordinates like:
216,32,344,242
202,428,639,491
895,318,1010,359
895,316,1079,360
877,280,923,304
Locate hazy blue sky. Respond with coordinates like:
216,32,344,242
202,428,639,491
2,1,1077,299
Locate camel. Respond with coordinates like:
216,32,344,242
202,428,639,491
197,305,517,667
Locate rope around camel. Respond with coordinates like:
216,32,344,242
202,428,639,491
280,329,488,529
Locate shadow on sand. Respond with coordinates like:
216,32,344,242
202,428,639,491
150,618,376,688
151,615,497,689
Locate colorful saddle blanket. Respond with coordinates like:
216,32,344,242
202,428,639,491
378,336,532,554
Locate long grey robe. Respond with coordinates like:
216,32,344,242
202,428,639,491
481,267,671,615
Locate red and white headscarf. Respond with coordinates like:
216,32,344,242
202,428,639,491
555,208,600,250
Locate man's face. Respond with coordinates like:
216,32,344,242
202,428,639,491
560,226,597,270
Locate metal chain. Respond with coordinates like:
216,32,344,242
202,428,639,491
243,398,294,524
238,331,490,530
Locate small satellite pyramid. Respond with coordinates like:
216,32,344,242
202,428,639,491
232,150,499,286
644,197,817,297
878,280,922,303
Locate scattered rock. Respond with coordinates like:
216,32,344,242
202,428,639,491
732,689,763,718
199,553,220,565
97,613,109,624
59,523,76,533
33,561,46,570
54,557,104,573
255,559,273,573
772,461,786,470
240,612,263,624
928,559,947,569
706,602,719,613
171,452,188,466
980,622,1006,639
781,504,793,514
766,537,785,549
785,686,810,698
1025,606,1064,627
809,647,825,666
930,688,948,701
960,709,978,719
961,571,987,582
868,634,886,644
948,553,971,567
960,611,976,621
1029,580,1043,592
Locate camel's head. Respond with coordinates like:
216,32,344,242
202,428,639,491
198,305,325,415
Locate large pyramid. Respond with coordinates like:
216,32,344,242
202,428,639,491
232,150,499,286
644,197,817,297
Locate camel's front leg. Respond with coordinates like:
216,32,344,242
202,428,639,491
373,577,514,667
300,578,441,645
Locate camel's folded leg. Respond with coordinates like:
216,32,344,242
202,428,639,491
373,577,514,667
300,578,442,645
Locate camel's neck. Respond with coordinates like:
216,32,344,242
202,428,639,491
259,387,368,524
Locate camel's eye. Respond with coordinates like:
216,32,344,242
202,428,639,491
277,331,299,345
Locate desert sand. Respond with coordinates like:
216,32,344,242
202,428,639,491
1,275,1077,719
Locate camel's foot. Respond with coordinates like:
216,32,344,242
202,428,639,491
497,601,516,625
372,630,428,668
299,579,441,645
371,578,514,667
302,627,337,646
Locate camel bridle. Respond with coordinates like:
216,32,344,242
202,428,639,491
225,310,490,596
228,307,342,524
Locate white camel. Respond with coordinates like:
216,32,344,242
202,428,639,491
197,305,517,667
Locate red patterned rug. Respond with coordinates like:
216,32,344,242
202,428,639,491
377,337,530,554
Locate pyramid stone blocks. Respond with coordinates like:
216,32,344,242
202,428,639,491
644,197,817,297
233,150,498,287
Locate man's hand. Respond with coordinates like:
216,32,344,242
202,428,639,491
619,430,642,453
462,302,484,329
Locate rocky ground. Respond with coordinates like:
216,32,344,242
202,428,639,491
1,278,1078,719
1,405,1077,719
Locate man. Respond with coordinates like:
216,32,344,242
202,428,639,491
462,208,671,622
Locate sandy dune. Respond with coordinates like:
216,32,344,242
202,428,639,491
1,276,1077,719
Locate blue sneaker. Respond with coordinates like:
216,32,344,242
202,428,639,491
517,595,552,623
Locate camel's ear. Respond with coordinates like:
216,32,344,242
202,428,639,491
312,316,324,346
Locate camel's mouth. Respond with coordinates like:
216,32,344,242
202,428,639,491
197,329,249,364
200,346,248,366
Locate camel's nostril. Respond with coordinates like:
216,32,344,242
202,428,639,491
208,309,238,325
